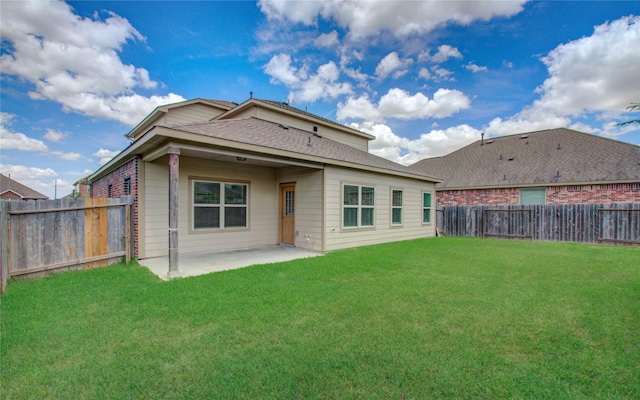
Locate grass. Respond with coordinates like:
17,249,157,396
1,237,639,399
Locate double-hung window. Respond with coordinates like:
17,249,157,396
193,180,248,230
343,184,375,228
422,192,432,223
391,189,403,225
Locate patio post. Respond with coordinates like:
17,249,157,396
168,146,180,278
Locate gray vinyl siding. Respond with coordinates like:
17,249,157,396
166,103,226,126
143,156,278,258
277,166,324,252
324,166,436,251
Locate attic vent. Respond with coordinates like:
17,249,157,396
313,126,318,132
508,157,515,161
557,143,561,150
520,135,528,139
485,140,494,144
279,124,289,130
499,154,503,160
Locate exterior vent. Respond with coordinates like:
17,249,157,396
508,157,515,161
279,124,289,130
485,140,494,144
520,135,528,139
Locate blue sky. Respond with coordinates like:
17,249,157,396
1,0,639,199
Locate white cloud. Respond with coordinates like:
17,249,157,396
418,67,431,80
419,45,463,63
0,118,49,152
431,66,455,81
0,163,60,197
487,15,640,136
0,0,185,126
337,94,382,122
315,30,339,47
264,54,352,103
51,151,83,161
352,122,481,165
464,62,488,73
375,52,413,79
264,53,301,85
338,88,470,122
259,0,526,38
43,128,69,142
94,148,120,165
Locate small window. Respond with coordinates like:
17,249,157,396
391,189,403,225
343,184,375,228
422,192,432,223
107,184,113,198
520,188,546,205
193,180,248,230
123,177,131,195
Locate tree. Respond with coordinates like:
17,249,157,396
616,102,640,126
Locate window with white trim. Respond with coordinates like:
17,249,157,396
422,192,432,223
343,184,375,228
391,189,403,225
193,180,248,230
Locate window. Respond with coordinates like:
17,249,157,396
391,189,403,225
107,184,113,198
520,188,546,205
343,184,375,228
123,177,131,195
193,180,248,230
422,192,432,223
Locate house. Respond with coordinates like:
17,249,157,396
89,98,440,271
409,128,640,206
0,173,48,200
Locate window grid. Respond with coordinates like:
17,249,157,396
343,184,375,228
193,180,248,230
422,192,432,223
391,189,403,225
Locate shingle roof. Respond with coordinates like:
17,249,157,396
409,128,640,189
0,173,48,199
165,117,439,181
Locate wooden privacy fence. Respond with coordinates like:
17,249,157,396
1,196,134,292
436,203,640,245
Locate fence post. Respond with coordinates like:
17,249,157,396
1,201,8,293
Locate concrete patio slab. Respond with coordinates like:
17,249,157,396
139,245,323,280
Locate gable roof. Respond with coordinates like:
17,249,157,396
409,128,640,189
213,98,375,141
161,117,438,182
0,173,48,199
125,98,236,139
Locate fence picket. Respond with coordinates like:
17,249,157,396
438,203,639,246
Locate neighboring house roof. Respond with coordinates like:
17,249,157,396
0,173,48,199
409,128,640,190
213,98,375,141
164,117,438,181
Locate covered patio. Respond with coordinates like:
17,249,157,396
139,245,323,280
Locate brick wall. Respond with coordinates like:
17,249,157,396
1,191,23,200
547,183,640,204
437,188,520,206
438,183,640,206
91,157,140,258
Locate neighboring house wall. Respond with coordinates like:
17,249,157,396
91,158,140,257
231,106,370,152
437,183,640,206
1,191,22,200
142,156,280,258
324,166,435,251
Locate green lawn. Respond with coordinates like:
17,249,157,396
2,237,639,399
